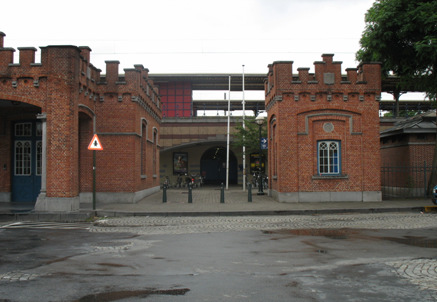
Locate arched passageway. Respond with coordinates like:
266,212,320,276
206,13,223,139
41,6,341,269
0,101,42,203
200,146,238,185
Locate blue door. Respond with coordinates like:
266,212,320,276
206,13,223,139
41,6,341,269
11,121,42,203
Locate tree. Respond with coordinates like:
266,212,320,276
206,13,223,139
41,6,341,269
232,116,268,155
357,0,437,98
356,0,437,194
383,110,421,118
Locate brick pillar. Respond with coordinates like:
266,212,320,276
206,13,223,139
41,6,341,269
35,46,81,212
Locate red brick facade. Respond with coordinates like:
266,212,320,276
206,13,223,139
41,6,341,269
380,114,436,167
265,54,382,202
0,32,161,211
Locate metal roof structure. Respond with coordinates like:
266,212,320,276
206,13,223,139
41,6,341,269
149,73,423,92
149,73,431,113
380,111,436,137
150,73,266,91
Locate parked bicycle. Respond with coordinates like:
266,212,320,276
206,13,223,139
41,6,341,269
251,171,268,190
161,175,170,189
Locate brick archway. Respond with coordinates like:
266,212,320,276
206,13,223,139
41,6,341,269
0,99,42,202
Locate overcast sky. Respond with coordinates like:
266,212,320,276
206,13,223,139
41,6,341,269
2,0,426,101
2,0,375,74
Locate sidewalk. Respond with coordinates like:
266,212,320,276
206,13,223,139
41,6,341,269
93,187,433,216
0,187,434,221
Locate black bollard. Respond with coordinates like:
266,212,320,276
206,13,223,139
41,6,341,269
248,183,252,202
188,183,193,203
220,183,225,203
257,173,265,195
163,184,167,203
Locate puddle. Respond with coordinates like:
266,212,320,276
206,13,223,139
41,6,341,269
97,263,132,268
382,236,437,248
263,229,358,239
263,229,437,249
73,288,190,302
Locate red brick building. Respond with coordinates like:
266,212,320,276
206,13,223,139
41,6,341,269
380,111,436,198
265,54,382,202
0,32,161,211
380,112,436,167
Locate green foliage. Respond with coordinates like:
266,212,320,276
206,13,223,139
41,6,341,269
383,110,421,118
232,116,268,154
356,0,437,100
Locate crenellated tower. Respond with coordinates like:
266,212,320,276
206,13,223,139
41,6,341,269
265,54,382,202
0,32,162,211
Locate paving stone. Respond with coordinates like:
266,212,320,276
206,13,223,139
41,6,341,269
91,213,437,235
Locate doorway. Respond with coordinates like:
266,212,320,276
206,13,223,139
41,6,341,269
200,146,238,185
11,121,42,202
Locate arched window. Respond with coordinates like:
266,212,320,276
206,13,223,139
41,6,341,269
318,141,340,175
153,128,158,176
270,116,277,177
141,120,148,176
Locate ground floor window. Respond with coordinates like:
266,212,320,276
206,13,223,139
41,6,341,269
14,141,31,175
36,141,42,175
318,140,340,175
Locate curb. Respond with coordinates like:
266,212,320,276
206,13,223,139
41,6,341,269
94,206,426,218
0,212,92,222
0,207,428,222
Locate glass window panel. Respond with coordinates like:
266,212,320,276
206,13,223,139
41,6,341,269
36,141,42,175
15,123,32,136
15,141,31,175
36,122,42,137
318,141,340,175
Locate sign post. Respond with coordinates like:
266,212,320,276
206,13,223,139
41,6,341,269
260,137,268,150
88,134,103,212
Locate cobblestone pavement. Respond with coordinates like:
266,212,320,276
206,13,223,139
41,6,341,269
92,212,437,235
387,259,437,295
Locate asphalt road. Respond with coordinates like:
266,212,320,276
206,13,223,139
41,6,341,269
1,213,437,301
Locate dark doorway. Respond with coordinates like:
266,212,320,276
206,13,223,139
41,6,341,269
11,120,42,202
200,147,238,185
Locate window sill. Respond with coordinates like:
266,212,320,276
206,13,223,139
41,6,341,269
141,175,147,179
272,175,278,180
153,174,158,179
312,174,348,180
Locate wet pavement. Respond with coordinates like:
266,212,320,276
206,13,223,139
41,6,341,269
2,213,437,301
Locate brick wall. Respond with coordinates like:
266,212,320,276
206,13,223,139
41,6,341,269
0,32,161,208
265,54,382,202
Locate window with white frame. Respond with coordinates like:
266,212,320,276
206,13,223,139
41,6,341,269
15,141,32,175
36,141,42,175
153,129,158,175
141,121,147,176
15,123,32,136
318,140,340,175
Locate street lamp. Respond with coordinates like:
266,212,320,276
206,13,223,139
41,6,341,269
254,115,265,195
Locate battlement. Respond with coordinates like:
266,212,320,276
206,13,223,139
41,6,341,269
266,54,381,103
97,61,161,114
0,32,161,117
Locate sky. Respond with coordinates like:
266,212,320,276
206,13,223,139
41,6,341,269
0,0,424,101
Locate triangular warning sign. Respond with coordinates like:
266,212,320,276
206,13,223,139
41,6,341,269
88,134,103,151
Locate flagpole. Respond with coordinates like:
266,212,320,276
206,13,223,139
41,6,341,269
242,65,246,191
226,76,231,190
